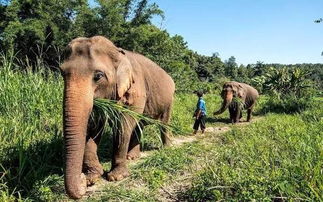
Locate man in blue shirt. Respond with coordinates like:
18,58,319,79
193,91,207,134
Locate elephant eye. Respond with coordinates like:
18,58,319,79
93,71,105,82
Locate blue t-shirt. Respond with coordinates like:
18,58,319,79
196,97,207,116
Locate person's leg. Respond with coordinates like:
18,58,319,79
200,115,206,133
193,118,200,134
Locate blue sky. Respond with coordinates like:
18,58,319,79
151,0,323,65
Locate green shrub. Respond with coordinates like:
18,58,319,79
258,67,316,113
261,92,315,114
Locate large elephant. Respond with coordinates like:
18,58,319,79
213,81,259,123
60,36,175,199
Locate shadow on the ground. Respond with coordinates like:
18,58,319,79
206,117,231,124
206,116,256,125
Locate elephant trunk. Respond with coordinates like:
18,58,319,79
214,91,233,115
63,81,93,199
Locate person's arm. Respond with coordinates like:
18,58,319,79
195,109,202,119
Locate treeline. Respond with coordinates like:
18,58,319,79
1,0,322,93
219,61,323,92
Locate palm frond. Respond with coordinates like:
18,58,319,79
90,99,184,140
231,97,245,109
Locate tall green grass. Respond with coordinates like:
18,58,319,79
0,55,64,201
183,108,323,201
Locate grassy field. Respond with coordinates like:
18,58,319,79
0,64,322,201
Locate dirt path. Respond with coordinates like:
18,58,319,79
84,117,264,200
157,117,265,201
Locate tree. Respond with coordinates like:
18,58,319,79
0,0,164,67
253,61,266,76
130,0,164,26
236,64,248,82
0,0,91,66
224,56,238,79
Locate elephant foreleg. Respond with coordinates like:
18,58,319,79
229,106,235,124
234,108,241,123
83,134,104,186
107,116,136,181
127,122,145,160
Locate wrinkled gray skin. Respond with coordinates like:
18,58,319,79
60,36,175,199
214,81,259,123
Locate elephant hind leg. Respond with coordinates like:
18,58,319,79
247,102,256,122
247,108,253,122
159,105,172,147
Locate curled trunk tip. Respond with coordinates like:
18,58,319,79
65,173,87,199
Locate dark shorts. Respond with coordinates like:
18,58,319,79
193,115,206,130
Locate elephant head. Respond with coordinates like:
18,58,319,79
60,36,133,199
214,82,245,115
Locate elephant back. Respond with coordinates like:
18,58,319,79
238,82,259,108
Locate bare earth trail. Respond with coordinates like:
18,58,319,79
83,116,264,201
157,117,264,201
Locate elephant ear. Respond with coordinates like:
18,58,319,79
237,84,245,98
116,49,133,99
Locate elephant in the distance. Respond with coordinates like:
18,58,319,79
213,81,259,123
60,36,175,199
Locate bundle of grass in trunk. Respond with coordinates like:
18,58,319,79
91,99,183,141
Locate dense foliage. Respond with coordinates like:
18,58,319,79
250,67,317,113
2,0,322,95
